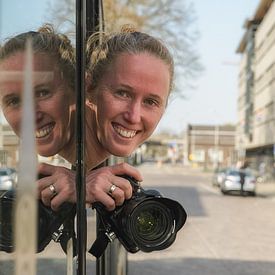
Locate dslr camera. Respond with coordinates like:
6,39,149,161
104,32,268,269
89,175,187,258
0,190,76,254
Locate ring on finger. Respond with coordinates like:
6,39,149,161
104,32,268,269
49,184,58,197
108,184,117,195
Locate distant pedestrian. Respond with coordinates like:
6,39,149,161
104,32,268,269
240,170,245,196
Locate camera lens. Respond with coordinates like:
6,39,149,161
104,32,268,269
136,210,161,238
135,206,167,240
127,199,174,251
0,195,14,252
0,193,57,253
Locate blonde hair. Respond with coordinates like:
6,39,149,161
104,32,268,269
86,25,174,93
0,24,75,89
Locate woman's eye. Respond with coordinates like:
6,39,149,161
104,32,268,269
115,90,130,98
144,98,159,107
36,88,51,99
3,96,21,109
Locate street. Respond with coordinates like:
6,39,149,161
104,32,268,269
128,163,275,275
1,163,275,275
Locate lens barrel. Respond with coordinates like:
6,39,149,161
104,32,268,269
117,196,186,253
128,199,174,251
0,192,13,252
0,190,75,253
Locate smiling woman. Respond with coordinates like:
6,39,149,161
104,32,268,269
86,52,169,158
0,24,175,212
85,27,174,164
0,25,76,161
0,52,75,158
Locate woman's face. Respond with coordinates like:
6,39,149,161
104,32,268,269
0,52,75,157
91,52,171,157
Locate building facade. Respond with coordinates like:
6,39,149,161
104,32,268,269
0,123,68,168
236,0,275,177
185,124,236,170
144,133,185,164
0,124,19,167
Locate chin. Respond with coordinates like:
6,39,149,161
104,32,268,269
37,145,58,158
110,147,133,158
37,151,54,158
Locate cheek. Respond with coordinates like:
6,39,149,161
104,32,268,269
56,105,71,130
146,110,164,131
47,96,70,117
97,97,116,123
4,110,21,135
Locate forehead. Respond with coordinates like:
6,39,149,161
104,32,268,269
106,52,170,95
0,51,57,71
111,52,170,74
0,52,57,87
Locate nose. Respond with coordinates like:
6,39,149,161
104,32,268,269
36,111,43,124
124,101,142,124
35,97,45,120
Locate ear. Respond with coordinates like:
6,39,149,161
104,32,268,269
86,98,96,110
85,72,97,104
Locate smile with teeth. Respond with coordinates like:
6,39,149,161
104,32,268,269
113,124,137,138
36,124,54,138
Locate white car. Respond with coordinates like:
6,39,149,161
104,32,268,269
212,168,228,187
220,168,256,196
0,168,17,193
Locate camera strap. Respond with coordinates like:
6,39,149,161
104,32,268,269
88,205,116,258
88,231,110,258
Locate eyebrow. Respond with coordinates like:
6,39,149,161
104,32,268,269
0,71,54,82
146,93,163,102
0,81,54,105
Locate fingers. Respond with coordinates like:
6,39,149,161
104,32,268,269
108,176,133,200
40,184,56,206
109,162,143,182
86,163,142,211
85,169,118,211
37,162,57,178
89,189,116,211
105,178,130,207
37,163,76,211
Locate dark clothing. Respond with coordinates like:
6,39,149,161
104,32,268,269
240,171,245,195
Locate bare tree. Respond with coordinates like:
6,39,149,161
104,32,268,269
47,0,202,95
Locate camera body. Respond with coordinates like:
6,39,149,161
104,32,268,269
91,175,187,256
0,190,75,253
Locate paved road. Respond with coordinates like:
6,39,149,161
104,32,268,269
128,163,275,275
1,163,275,275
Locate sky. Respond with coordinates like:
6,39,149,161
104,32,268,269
156,0,260,134
0,0,260,134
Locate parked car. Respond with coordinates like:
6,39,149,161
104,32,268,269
0,167,17,194
212,167,228,187
220,168,256,196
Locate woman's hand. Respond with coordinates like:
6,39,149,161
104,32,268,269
37,162,143,212
86,162,143,211
37,162,76,211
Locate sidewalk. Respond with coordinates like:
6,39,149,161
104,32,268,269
256,181,275,198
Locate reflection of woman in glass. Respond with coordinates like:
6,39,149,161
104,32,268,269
0,25,76,160
0,25,175,211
